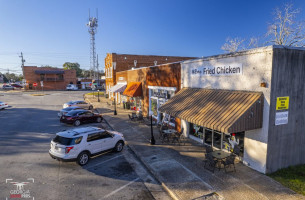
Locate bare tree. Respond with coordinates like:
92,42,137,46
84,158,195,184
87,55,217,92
266,3,305,46
221,37,245,53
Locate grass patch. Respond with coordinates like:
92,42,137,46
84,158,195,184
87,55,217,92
268,164,305,195
86,92,104,96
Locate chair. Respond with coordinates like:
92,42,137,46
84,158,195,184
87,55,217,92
221,155,236,173
136,113,145,123
232,146,241,159
128,114,137,121
206,146,214,153
204,153,218,173
171,128,185,145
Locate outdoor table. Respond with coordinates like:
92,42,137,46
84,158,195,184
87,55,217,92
161,129,177,143
210,150,231,169
211,150,231,160
162,129,176,134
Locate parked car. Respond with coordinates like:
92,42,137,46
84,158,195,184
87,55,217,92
2,85,14,90
0,101,9,109
63,100,93,110
49,126,125,165
58,106,83,118
11,83,23,88
66,84,78,91
60,110,103,126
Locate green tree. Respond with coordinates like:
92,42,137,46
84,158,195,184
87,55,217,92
63,62,82,77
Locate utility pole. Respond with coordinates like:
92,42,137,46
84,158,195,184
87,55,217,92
19,52,26,86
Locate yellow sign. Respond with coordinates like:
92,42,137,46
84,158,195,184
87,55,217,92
276,96,289,110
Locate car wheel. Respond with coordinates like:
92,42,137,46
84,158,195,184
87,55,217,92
96,117,102,123
89,105,93,110
77,151,90,166
114,141,124,152
74,120,81,126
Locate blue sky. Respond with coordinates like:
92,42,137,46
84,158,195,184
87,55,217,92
1,0,305,75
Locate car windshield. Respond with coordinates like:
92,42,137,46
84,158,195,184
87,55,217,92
53,135,82,145
67,101,76,104
67,110,83,116
63,107,77,111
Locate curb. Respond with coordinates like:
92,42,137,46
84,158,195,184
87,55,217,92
127,144,180,200
84,96,179,200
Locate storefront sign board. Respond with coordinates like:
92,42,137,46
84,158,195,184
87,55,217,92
275,111,288,125
190,63,243,76
276,96,289,110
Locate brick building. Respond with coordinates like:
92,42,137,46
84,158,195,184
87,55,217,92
23,66,76,90
105,53,196,98
114,62,182,131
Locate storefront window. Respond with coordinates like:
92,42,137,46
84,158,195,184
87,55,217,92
223,132,244,155
190,123,204,139
151,98,158,116
213,131,222,149
204,129,212,145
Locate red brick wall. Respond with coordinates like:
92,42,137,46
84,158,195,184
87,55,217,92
105,53,196,94
23,66,76,90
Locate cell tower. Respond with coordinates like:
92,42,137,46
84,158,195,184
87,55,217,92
87,9,98,79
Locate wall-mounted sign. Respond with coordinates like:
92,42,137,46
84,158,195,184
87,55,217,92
276,96,289,110
275,111,288,125
190,63,243,76
118,77,124,81
152,90,170,99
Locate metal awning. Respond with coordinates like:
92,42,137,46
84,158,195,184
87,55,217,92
123,82,142,97
159,88,264,133
108,83,127,93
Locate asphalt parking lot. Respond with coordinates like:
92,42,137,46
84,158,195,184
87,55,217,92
0,91,156,200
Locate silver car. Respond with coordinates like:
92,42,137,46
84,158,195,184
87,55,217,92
63,100,93,110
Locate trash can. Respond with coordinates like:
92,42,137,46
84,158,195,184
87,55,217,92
126,102,130,110
105,94,109,98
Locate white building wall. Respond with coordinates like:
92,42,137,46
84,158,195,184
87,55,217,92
181,46,273,173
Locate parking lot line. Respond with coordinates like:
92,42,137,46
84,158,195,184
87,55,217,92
85,154,124,169
102,177,140,199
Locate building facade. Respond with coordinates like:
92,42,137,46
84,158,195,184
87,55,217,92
159,46,305,173
105,53,195,98
23,66,76,90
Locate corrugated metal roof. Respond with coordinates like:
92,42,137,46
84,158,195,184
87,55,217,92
159,88,264,133
123,82,142,97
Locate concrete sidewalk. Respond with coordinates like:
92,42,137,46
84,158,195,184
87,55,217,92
86,95,304,200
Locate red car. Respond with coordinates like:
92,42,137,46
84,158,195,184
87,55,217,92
60,110,103,126
11,84,23,88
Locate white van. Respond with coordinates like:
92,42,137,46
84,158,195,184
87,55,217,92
66,84,78,90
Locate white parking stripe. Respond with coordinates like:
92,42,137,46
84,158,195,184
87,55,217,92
102,178,140,199
85,154,123,169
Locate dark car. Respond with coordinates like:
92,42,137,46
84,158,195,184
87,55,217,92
60,110,103,126
57,106,83,118
11,84,23,88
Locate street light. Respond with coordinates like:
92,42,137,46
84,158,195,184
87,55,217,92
97,90,100,102
149,111,155,145
114,95,117,115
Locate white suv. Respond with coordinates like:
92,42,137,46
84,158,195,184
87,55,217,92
49,126,125,166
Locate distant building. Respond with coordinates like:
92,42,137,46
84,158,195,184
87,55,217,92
23,66,76,90
104,53,197,98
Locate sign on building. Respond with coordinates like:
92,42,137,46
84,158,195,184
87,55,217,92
275,111,289,125
190,63,243,76
276,96,289,110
